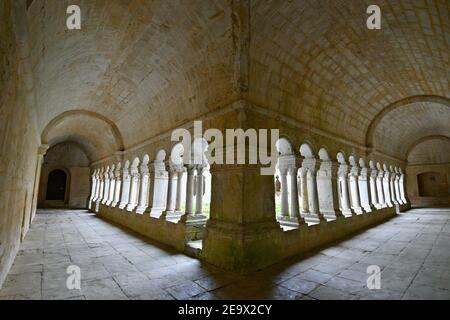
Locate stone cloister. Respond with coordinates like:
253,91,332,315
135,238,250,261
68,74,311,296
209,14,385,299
0,0,449,299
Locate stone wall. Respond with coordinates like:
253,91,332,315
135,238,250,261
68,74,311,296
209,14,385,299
38,142,90,208
0,0,40,287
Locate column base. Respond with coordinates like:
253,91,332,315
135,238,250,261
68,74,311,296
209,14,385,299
135,205,148,214
179,213,207,225
126,204,137,212
277,215,304,227
362,205,372,213
304,212,326,225
118,202,127,210
352,206,364,215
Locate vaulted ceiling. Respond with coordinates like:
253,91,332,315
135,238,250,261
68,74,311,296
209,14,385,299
24,0,449,161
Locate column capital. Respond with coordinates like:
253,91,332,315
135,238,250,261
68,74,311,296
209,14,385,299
38,144,50,156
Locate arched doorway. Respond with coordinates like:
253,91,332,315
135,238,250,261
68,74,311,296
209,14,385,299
46,169,68,202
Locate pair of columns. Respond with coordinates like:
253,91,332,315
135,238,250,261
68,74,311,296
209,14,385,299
161,164,184,217
180,164,207,222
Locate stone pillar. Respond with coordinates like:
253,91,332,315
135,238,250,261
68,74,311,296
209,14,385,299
394,168,403,205
337,162,352,217
97,169,105,203
30,144,49,220
88,169,98,209
93,170,101,202
376,165,386,208
203,163,281,273
279,167,289,217
288,166,301,220
317,159,343,220
148,160,168,216
358,159,372,213
126,165,140,212
302,158,322,223
368,162,381,209
106,165,116,206
399,169,408,204
383,165,393,207
136,161,150,214
118,164,131,209
101,167,111,205
175,171,184,212
389,166,399,205
111,163,122,207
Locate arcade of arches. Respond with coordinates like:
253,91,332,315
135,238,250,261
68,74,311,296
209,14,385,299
0,0,449,299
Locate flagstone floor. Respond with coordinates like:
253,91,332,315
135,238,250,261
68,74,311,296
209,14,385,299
1,208,449,300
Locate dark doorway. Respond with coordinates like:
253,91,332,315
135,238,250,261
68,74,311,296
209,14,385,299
46,169,67,201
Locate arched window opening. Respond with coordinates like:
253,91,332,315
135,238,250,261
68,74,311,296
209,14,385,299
273,138,301,228
46,169,68,201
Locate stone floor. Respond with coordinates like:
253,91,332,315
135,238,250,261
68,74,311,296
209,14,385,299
1,208,450,300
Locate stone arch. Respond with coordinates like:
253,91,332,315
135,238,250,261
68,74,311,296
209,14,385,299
318,147,330,161
365,95,450,148
299,142,315,159
276,137,294,156
405,135,450,159
41,110,125,161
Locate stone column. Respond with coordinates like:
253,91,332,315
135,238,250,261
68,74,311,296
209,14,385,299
136,161,150,214
107,165,116,206
118,164,131,209
279,167,289,217
111,163,122,207
317,159,343,220
195,166,205,215
161,165,176,218
126,165,140,212
183,164,195,216
358,160,372,213
368,162,381,209
299,167,309,217
338,162,352,217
